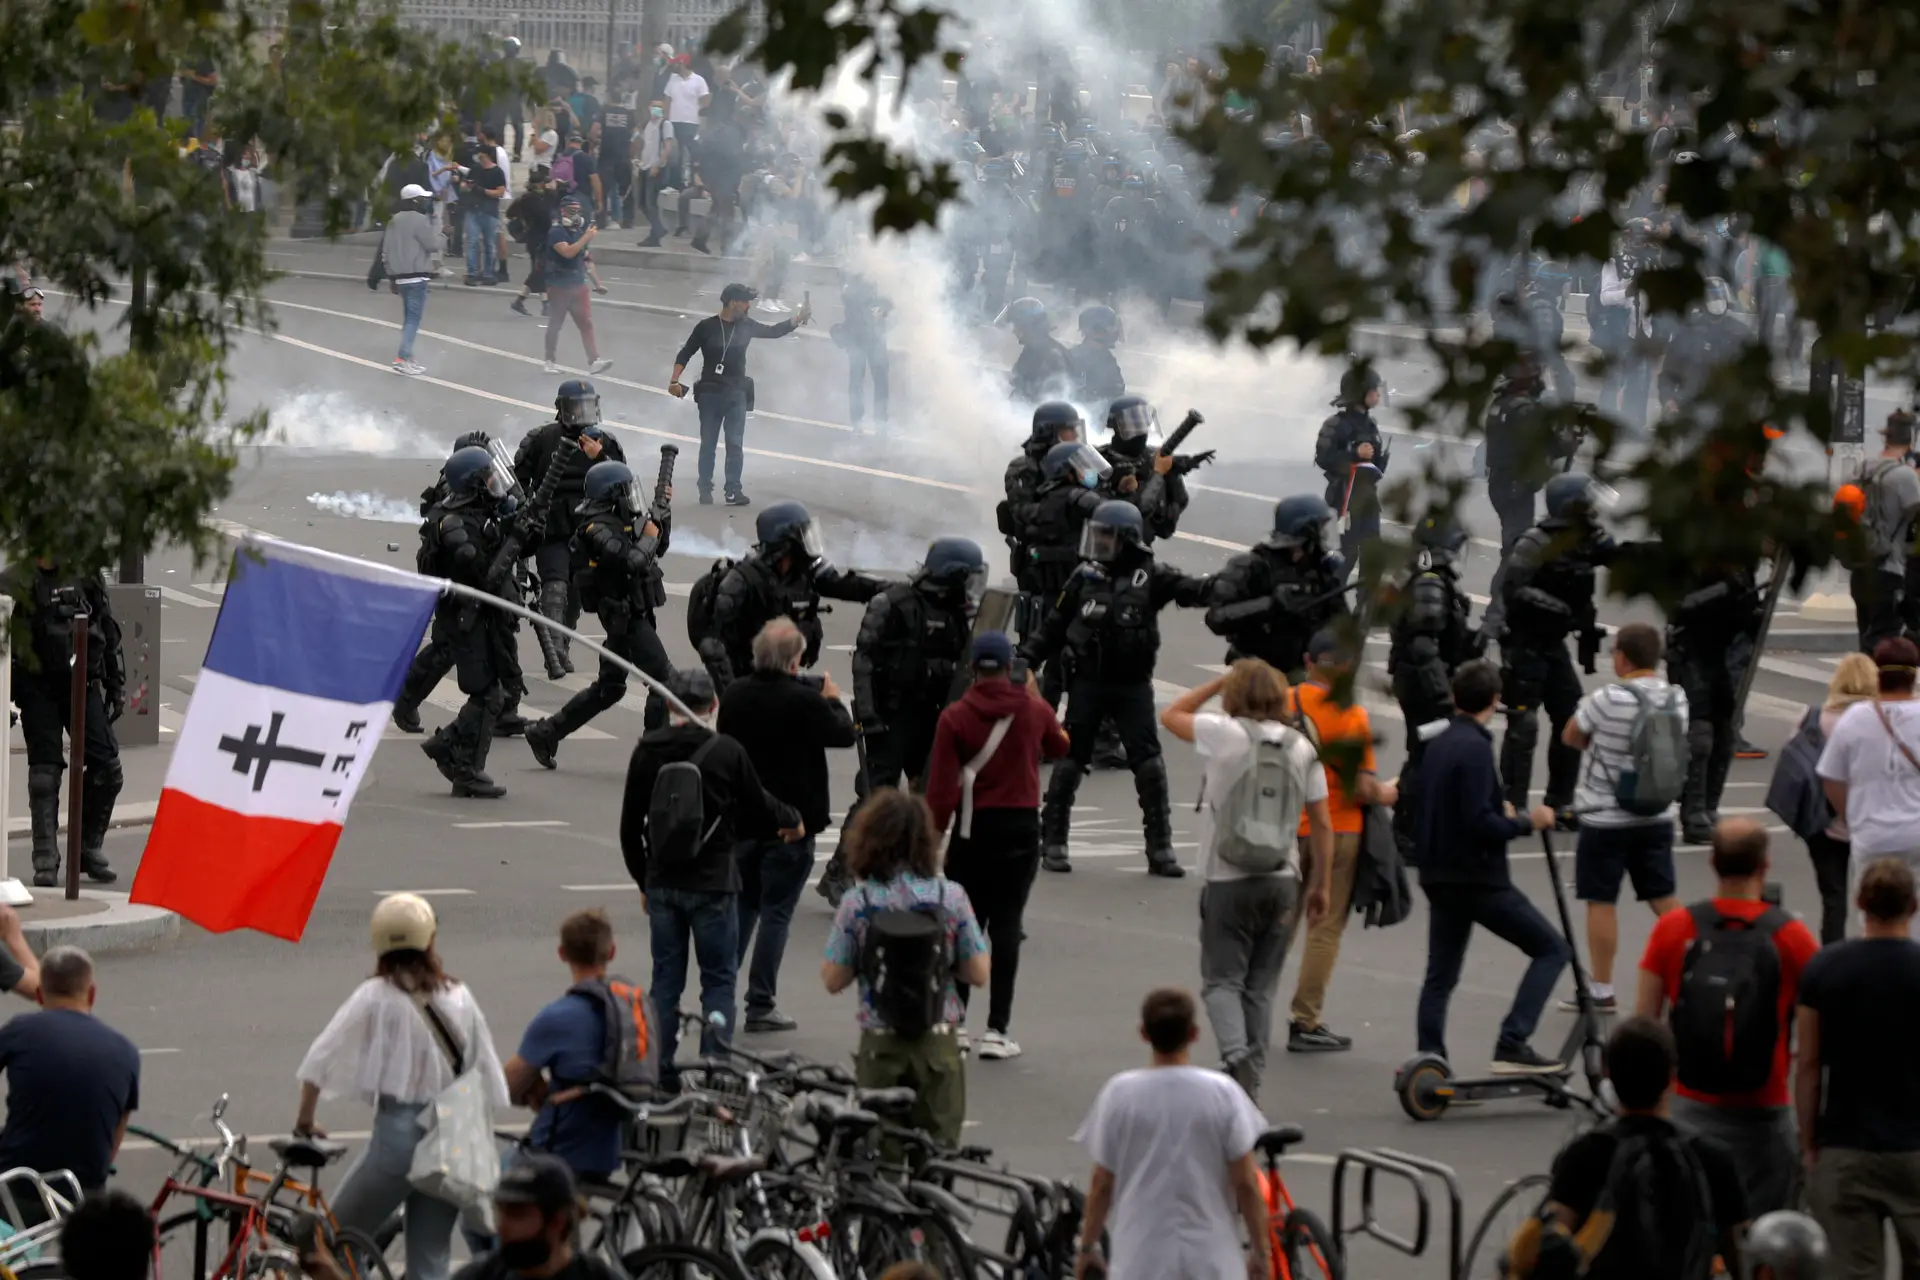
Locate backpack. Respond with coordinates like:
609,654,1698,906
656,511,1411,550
1204,718,1311,874
858,880,954,1038
685,557,733,648
1857,458,1908,560
1610,682,1689,817
1765,706,1832,839
647,737,722,863
1669,902,1789,1095
567,975,660,1092
550,150,576,189
1508,1121,1718,1280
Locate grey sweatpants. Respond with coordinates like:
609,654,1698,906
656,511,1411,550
1199,874,1300,1070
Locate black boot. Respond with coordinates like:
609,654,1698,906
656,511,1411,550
815,848,852,906
27,765,60,889
1705,739,1735,827
1136,756,1184,878
80,759,122,884
526,718,560,770
1680,750,1714,845
537,580,571,681
1041,761,1082,873
560,593,582,675
391,703,424,734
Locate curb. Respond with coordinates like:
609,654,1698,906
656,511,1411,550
17,891,179,955
7,802,159,842
1765,629,1859,655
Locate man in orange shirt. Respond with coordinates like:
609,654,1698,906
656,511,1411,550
1636,817,1818,1217
1287,631,1396,1052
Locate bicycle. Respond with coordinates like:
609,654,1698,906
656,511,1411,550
1254,1124,1343,1280
1460,1172,1551,1277
0,1167,82,1278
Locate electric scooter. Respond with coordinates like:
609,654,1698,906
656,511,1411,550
1393,831,1612,1122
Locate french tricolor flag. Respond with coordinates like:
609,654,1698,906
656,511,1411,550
130,541,440,941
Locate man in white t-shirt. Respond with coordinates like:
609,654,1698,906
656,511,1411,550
663,54,710,217
1075,987,1272,1280
1561,621,1685,1010
1818,636,1920,911
1161,661,1333,1102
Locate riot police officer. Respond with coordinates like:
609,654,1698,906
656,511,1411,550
1667,557,1763,844
1068,304,1125,416
1480,358,1585,638
693,501,884,689
1099,396,1198,544
1021,501,1212,876
1315,365,1389,565
525,458,677,769
418,446,521,797
999,297,1073,403
1389,517,1482,843
999,401,1083,585
1656,276,1746,417
1498,472,1620,819
1013,440,1110,703
1206,495,1349,677
513,379,625,679
5,563,123,886
818,538,988,903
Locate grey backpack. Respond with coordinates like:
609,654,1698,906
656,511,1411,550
1613,683,1689,817
1207,718,1309,874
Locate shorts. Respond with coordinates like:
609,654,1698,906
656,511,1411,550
1574,820,1677,903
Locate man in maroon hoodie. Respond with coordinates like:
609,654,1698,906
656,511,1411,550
926,632,1072,1060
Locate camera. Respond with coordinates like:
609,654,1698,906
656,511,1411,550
795,672,825,691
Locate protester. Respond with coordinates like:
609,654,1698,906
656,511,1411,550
542,194,612,375
1817,635,1920,927
1798,653,1877,943
925,631,1071,1059
295,895,509,1280
1532,1017,1748,1278
821,788,989,1145
459,143,508,286
666,283,813,506
499,909,627,1181
1635,818,1817,1217
1411,659,1566,1073
596,97,634,228
663,55,710,229
1160,659,1332,1102
381,183,437,375
1846,411,1920,652
717,619,858,1033
1561,622,1685,1009
450,1154,618,1280
1072,987,1271,1280
1797,857,1920,1279
1285,631,1394,1053
620,668,803,1079
506,165,556,317
480,125,513,270
58,1190,152,1280
0,947,132,1197
689,112,746,256
634,98,673,246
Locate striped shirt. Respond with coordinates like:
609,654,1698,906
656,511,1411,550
1572,675,1689,827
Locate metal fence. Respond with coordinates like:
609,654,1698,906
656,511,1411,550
393,0,739,84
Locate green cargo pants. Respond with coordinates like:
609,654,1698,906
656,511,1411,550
854,1027,967,1147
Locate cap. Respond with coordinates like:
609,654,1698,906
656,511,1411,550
494,1154,577,1212
399,183,432,201
370,893,436,957
720,282,758,304
1886,409,1916,447
971,631,1014,672
656,43,675,56
1306,628,1348,663
668,667,717,709
566,131,584,143
672,53,691,65
529,164,552,183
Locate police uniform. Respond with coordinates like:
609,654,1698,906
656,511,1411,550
6,566,123,886
513,382,625,678
1206,497,1349,678
1021,503,1212,877
1315,397,1387,566
851,574,974,788
1667,562,1762,842
1012,447,1108,704
1388,525,1482,845
1002,298,1074,403
526,460,678,768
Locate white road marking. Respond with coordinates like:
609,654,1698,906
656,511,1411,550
157,585,218,609
1759,655,1848,686
564,883,639,892
371,888,476,896
452,819,571,829
140,1048,183,1056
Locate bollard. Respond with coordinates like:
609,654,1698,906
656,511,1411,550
65,615,87,902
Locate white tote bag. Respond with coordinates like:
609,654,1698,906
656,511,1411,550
408,990,500,1229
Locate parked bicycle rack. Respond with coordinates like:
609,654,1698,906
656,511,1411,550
1331,1148,1466,1280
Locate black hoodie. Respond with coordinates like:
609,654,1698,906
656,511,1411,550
618,723,801,893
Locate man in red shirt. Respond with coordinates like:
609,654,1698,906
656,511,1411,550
1635,817,1819,1217
925,633,1071,1060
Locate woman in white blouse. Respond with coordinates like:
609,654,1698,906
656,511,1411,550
293,894,508,1280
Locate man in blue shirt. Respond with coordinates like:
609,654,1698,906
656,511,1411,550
501,910,624,1179
1410,659,1566,1075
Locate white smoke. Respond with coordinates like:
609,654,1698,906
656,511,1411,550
261,390,465,458
663,528,755,561
306,491,422,523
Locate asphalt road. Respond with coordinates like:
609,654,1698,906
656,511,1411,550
51,261,1862,1278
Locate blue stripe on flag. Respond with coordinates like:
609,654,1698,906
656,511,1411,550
203,554,439,704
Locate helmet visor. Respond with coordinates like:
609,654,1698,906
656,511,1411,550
487,440,521,502
1059,443,1112,488
1079,520,1123,562
1110,401,1155,442
1586,480,1621,516
797,519,824,560
563,392,602,427
625,477,647,514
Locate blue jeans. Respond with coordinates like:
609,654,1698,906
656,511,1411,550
464,209,500,279
647,887,739,1076
330,1097,462,1280
396,281,428,361
735,836,815,1017
696,387,748,495
1416,882,1570,1059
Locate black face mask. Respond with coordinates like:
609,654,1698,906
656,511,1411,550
500,1234,553,1272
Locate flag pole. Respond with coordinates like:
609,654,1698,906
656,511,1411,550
228,536,706,725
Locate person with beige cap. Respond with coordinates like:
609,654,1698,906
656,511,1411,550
294,894,508,1280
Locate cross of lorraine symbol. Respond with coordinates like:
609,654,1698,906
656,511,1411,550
217,712,327,792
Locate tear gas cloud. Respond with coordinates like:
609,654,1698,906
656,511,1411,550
306,491,421,523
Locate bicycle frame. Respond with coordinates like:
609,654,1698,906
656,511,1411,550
150,1179,275,1280
1261,1157,1337,1280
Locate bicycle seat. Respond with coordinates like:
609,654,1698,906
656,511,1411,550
828,1107,881,1135
270,1137,348,1168
629,1154,699,1180
696,1153,767,1184
855,1087,916,1115
1254,1124,1306,1158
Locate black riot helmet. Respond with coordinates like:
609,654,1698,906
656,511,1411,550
1743,1211,1828,1280
556,378,601,428
1079,500,1146,563
996,296,1050,340
755,500,824,560
1543,471,1618,521
1042,440,1112,489
1412,514,1469,561
443,446,510,504
1337,363,1383,409
582,460,640,512
1268,494,1336,552
1106,396,1156,448
1078,304,1119,345
1029,401,1084,450
921,537,987,600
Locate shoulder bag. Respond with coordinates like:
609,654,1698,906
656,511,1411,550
407,988,500,1229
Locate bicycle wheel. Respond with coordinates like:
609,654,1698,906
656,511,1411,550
915,1211,981,1280
828,1205,921,1278
619,1240,753,1280
156,1208,236,1280
1461,1172,1551,1278
739,1233,835,1280
1279,1207,1344,1280
331,1227,396,1280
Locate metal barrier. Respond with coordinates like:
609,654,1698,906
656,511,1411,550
1331,1148,1467,1280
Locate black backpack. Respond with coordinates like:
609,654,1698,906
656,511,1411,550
647,737,722,863
858,880,954,1039
1513,1121,1718,1280
685,557,733,648
1669,902,1788,1096
567,975,660,1092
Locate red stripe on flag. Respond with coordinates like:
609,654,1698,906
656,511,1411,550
129,790,342,942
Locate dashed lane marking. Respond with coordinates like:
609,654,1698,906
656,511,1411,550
452,819,571,829
370,888,475,896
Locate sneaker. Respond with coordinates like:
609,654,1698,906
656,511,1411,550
672,227,691,238
745,1009,798,1033
463,275,479,287
589,357,614,374
1042,847,1072,873
1734,734,1769,760
404,361,426,376
390,358,412,375
543,361,562,374
638,237,663,248
956,1028,971,1057
1490,1041,1569,1075
1287,1022,1353,1053
1223,1054,1261,1102
540,299,550,316
977,1030,1022,1060
698,490,715,506
689,238,711,255
1557,991,1618,1014
725,490,752,507
510,297,530,316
